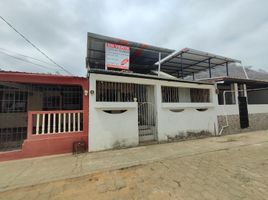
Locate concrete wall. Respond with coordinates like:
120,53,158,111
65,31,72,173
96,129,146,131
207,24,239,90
89,102,139,151
217,104,268,134
89,73,218,151
158,105,217,140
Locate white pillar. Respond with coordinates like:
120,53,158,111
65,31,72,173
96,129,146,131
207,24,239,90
243,84,247,97
213,83,218,105
155,83,162,141
231,83,239,104
234,83,238,104
158,52,161,77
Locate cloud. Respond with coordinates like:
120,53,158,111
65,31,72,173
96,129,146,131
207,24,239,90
0,0,267,75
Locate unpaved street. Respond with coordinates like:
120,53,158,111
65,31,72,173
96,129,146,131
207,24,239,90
1,133,268,200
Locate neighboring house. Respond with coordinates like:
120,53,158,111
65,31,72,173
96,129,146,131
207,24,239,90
0,71,88,161
189,62,268,135
199,76,268,135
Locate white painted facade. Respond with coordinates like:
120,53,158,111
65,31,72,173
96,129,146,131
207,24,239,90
216,81,268,134
217,104,268,116
89,73,218,152
216,81,268,116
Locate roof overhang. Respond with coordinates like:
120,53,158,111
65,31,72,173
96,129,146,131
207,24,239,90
89,69,213,85
202,76,268,87
86,32,241,78
155,48,241,77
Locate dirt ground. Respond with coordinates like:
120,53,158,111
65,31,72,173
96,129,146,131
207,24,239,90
1,136,268,200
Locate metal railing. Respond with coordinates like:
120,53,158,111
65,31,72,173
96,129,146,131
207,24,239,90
28,110,83,135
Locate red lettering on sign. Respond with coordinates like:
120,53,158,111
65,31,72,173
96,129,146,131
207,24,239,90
106,43,129,51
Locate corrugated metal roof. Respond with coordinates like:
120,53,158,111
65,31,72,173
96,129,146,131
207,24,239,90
86,32,240,78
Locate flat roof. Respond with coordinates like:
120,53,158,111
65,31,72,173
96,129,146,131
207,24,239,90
87,32,241,78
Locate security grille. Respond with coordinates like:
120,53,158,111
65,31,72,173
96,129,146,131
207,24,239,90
161,86,180,102
0,81,83,151
162,86,210,103
96,81,147,102
190,88,210,102
0,127,27,151
96,81,156,142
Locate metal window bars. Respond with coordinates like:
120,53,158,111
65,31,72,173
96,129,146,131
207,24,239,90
190,88,210,102
0,81,84,151
96,81,148,103
161,86,210,103
161,86,180,102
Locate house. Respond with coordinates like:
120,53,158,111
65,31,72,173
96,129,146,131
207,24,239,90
0,71,88,161
86,32,239,151
1,32,267,161
196,70,268,135
181,61,268,134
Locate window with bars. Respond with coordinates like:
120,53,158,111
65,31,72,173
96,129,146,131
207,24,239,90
190,88,210,102
161,86,180,102
42,85,83,110
0,90,28,113
96,81,148,102
0,82,84,151
43,96,61,110
161,86,210,103
96,81,134,102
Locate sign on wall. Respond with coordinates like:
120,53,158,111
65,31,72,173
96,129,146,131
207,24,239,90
105,43,130,70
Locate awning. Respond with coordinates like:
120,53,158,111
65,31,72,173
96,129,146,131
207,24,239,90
86,32,241,78
155,48,241,78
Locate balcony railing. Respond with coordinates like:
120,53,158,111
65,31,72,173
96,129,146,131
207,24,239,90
28,110,83,136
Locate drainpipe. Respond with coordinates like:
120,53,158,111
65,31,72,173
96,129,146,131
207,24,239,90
219,90,230,135
219,83,241,135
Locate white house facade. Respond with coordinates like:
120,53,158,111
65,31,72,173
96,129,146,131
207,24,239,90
88,71,218,151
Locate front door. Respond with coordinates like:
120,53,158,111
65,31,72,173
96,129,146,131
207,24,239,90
238,96,249,128
136,85,156,142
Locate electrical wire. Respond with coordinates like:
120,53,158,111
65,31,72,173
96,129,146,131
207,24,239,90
0,15,73,75
0,50,58,72
0,47,52,66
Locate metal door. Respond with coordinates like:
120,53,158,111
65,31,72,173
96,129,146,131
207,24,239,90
136,84,156,142
238,96,249,128
138,102,156,142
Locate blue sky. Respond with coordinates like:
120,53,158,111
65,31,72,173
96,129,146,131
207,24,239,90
0,0,267,75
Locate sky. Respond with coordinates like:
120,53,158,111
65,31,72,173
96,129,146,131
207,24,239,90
0,0,267,76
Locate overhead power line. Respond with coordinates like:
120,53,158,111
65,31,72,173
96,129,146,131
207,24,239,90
0,50,58,72
0,47,53,66
0,15,73,75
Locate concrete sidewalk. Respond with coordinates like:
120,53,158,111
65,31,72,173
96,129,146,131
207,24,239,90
0,130,268,192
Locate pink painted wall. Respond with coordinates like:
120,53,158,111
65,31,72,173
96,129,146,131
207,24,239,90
0,71,89,162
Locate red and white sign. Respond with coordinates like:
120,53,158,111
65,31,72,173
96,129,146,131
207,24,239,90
105,43,130,70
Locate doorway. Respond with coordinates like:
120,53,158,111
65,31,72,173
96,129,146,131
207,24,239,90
136,85,157,142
